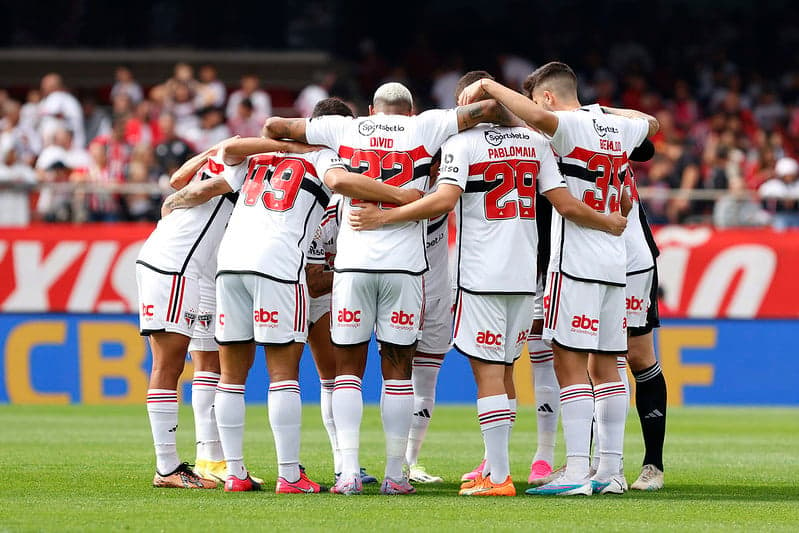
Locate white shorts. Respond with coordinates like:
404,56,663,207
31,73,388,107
452,290,534,365
417,292,453,355
331,271,423,346
542,272,627,354
136,264,200,338
215,273,308,345
533,274,546,321
625,269,654,329
188,272,219,352
308,293,332,328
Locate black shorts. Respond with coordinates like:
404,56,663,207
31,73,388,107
629,203,661,337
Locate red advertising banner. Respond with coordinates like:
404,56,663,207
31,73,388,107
0,224,153,313
1,224,799,318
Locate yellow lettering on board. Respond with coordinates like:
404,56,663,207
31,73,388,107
5,321,71,404
79,322,148,404
657,327,715,407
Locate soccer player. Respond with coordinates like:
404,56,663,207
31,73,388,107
305,194,378,485
137,137,292,489
459,62,658,496
264,82,515,495
163,98,422,493
351,71,627,496
407,150,448,484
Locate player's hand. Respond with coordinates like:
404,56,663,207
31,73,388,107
397,188,424,205
349,202,385,230
606,212,627,236
458,80,487,106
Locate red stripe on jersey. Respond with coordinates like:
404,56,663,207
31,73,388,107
468,158,538,176
453,292,463,338
338,145,432,162
207,158,225,175
175,277,186,323
165,275,177,321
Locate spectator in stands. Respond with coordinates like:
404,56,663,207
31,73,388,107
90,116,132,183
183,106,230,151
38,73,85,148
430,56,463,109
0,146,36,226
123,160,158,221
714,177,771,229
195,64,227,108
228,98,262,137
227,73,272,123
154,113,191,177
753,90,787,132
110,66,144,105
124,100,155,146
35,127,91,178
19,89,41,132
1,100,42,167
165,81,197,138
36,160,74,222
759,157,799,229
294,71,336,118
82,96,111,145
497,53,535,92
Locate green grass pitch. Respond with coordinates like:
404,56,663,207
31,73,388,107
1,405,797,532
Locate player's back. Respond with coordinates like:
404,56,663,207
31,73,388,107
217,149,337,283
137,156,235,279
305,110,458,274
547,108,649,285
438,124,564,293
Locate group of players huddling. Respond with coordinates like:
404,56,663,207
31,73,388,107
136,61,669,497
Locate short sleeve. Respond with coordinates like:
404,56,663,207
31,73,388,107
547,111,579,156
536,143,566,194
305,116,352,150
224,157,250,192
436,135,470,191
623,117,650,154
416,109,459,152
314,148,347,195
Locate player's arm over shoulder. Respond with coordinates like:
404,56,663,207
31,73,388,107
161,175,233,217
263,117,308,143
601,106,659,138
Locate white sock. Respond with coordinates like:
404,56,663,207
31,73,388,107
560,384,594,482
147,389,180,475
406,355,443,466
332,375,362,478
509,398,517,429
320,379,341,473
268,380,302,482
594,381,627,479
477,394,511,484
192,371,223,462
382,379,414,479
530,335,559,466
617,356,630,417
215,383,247,480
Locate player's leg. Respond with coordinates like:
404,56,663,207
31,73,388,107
529,314,561,485
628,330,666,490
329,271,374,495
528,275,597,496
213,273,260,491
587,283,629,495
137,265,214,489
307,308,342,475
406,292,450,483
374,272,424,495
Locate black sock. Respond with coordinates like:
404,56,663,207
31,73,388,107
633,361,666,471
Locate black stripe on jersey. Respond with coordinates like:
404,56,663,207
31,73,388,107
558,163,629,185
223,191,239,204
426,215,447,235
559,270,626,288
413,163,432,181
301,178,331,208
216,269,300,284
464,180,501,193
167,275,182,323
333,267,428,275
179,196,226,276
638,202,660,259
552,338,628,355
135,260,181,276
295,206,316,281
459,286,535,296
627,266,655,276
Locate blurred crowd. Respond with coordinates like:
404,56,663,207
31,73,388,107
2,53,799,230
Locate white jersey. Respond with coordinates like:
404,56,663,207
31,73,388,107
423,213,450,299
217,149,343,282
438,124,565,293
137,156,235,279
307,194,341,270
623,167,656,273
546,108,649,285
305,110,459,274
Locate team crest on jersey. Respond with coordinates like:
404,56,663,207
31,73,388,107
484,129,530,146
197,313,212,330
184,311,197,328
592,119,619,137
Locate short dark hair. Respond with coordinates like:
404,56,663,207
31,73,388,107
523,61,577,98
455,70,495,102
311,97,355,119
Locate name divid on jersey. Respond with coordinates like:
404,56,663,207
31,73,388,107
487,146,536,159
370,137,394,148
